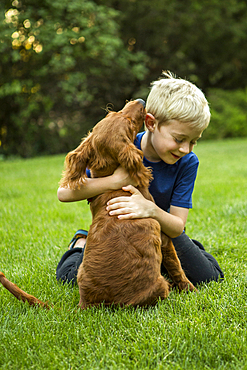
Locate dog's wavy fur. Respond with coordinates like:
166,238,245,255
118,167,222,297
62,100,196,309
0,100,196,310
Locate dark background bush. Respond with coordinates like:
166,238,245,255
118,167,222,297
205,89,247,140
0,0,246,158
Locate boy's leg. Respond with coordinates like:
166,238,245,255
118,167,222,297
56,248,84,286
56,230,88,285
161,233,224,286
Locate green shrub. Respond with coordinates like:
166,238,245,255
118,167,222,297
204,88,247,140
0,1,148,158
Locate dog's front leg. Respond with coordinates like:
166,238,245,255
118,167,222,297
160,234,197,292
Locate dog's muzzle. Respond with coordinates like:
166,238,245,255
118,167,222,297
135,99,146,108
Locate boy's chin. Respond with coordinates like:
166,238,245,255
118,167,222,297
162,153,181,164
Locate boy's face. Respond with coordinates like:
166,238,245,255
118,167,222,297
147,119,202,164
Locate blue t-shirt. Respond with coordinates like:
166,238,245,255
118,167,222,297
134,132,199,211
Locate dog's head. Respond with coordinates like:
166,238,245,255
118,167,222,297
60,99,147,189
117,99,146,138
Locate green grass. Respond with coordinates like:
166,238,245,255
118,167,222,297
0,138,247,370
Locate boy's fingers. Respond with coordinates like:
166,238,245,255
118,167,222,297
122,185,140,195
107,196,130,206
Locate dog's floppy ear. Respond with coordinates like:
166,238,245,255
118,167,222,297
118,141,153,188
60,134,93,189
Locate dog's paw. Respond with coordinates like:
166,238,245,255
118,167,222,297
176,280,198,293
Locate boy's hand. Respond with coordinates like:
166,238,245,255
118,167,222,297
106,185,155,219
111,167,138,190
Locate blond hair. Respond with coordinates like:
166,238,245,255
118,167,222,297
146,71,210,130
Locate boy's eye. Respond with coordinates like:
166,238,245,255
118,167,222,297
174,137,197,146
174,138,183,144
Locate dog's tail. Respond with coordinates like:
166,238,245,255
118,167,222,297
0,272,50,309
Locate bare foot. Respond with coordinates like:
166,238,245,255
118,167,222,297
73,237,87,249
68,236,87,250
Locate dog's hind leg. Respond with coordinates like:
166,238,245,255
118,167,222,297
160,235,197,292
129,275,170,308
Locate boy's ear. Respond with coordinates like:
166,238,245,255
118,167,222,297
145,113,156,132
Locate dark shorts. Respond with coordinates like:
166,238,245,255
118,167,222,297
56,247,85,286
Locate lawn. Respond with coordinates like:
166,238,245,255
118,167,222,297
0,138,246,370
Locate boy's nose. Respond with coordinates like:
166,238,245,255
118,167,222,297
179,142,190,154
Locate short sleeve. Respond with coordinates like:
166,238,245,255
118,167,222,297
170,155,199,209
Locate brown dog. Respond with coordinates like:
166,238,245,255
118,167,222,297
0,99,195,309
61,99,196,309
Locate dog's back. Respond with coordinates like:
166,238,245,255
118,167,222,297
77,188,170,308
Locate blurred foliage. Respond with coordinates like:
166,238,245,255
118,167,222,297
205,88,247,140
95,0,247,90
0,0,247,157
0,0,148,157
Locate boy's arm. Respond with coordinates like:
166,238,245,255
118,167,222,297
57,167,137,202
152,204,189,238
57,176,116,202
106,185,189,238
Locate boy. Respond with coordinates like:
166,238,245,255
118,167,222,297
56,72,224,286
